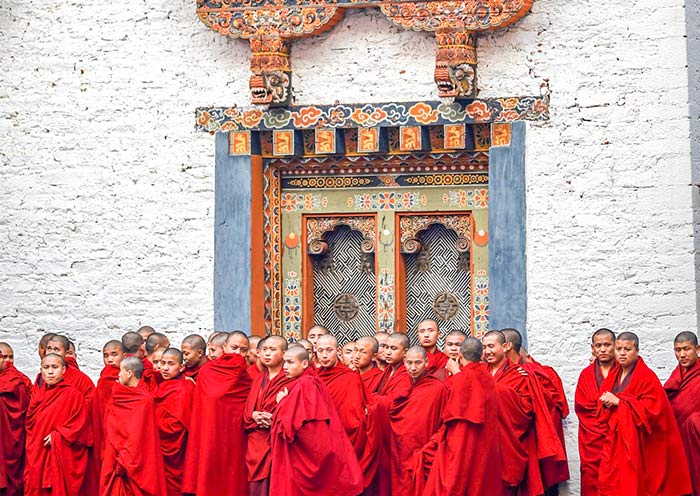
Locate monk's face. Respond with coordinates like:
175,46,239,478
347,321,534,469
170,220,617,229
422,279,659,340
45,340,67,358
4,346,14,364
316,339,339,368
160,353,185,380
103,345,125,369
405,351,427,382
591,334,615,364
207,343,224,361
355,341,376,370
307,327,328,350
482,335,506,366
151,349,164,371
341,343,356,367
417,321,439,350
41,356,66,386
261,340,285,368
445,334,466,360
615,340,639,369
283,353,307,378
67,344,76,358
224,335,250,356
674,340,700,370
376,335,389,363
181,343,204,368
0,347,7,371
384,337,407,366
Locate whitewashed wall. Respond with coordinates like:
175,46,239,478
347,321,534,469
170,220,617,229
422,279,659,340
0,0,695,492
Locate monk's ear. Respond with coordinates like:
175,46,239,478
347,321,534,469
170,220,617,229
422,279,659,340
503,342,513,352
301,359,308,369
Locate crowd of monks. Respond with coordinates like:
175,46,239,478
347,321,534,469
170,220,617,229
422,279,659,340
0,321,699,495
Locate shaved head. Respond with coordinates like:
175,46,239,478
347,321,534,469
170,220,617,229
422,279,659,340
461,337,483,363
46,335,70,356
121,356,144,379
501,328,523,353
674,331,699,346
137,326,156,339
357,336,379,354
183,334,206,351
592,328,616,342
317,334,339,349
387,333,409,350
483,330,506,345
406,345,427,360
211,332,229,347
42,353,66,367
286,345,309,362
617,332,639,350
146,333,170,354
122,332,145,354
265,335,288,351
162,348,184,364
249,335,262,348
103,340,125,352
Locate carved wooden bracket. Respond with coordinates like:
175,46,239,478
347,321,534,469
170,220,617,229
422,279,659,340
197,0,534,106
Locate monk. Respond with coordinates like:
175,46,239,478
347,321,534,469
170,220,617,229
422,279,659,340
374,332,390,370
247,335,262,366
415,338,504,496
436,330,466,382
206,332,229,360
306,325,329,367
155,349,194,496
0,341,32,389
42,335,95,400
664,331,700,495
101,357,166,495
137,326,156,340
244,336,295,496
417,320,448,374
389,346,447,496
574,328,618,496
182,332,252,496
146,333,170,367
357,336,383,392
502,328,569,494
66,341,79,367
247,336,265,379
181,334,208,381
269,346,363,496
36,333,56,360
121,332,147,360
598,332,692,495
0,342,32,496
295,338,313,356
24,354,90,496
341,341,357,368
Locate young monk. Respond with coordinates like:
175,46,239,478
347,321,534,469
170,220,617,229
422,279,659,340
42,335,95,400
437,330,467,382
137,326,156,340
244,336,295,496
306,325,329,367
417,320,448,374
502,328,569,494
24,354,90,495
341,341,357,369
36,333,56,360
206,332,229,360
389,346,447,496
155,349,194,496
415,338,504,496
146,333,170,367
374,332,390,370
597,332,692,495
101,357,166,495
181,334,208,381
0,341,32,389
183,332,252,496
66,340,79,368
0,342,32,496
574,328,618,496
665,331,700,495
269,345,363,496
121,332,147,360
357,336,383,392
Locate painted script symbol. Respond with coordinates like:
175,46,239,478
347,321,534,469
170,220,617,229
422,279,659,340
360,129,377,151
317,130,334,153
233,133,249,153
276,132,291,154
446,125,463,148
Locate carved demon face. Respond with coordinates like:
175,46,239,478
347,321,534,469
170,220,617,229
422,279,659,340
249,70,291,106
434,62,476,98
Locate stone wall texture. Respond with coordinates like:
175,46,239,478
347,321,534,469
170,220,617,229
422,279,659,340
0,0,696,492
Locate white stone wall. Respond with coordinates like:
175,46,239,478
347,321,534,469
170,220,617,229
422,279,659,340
0,0,695,492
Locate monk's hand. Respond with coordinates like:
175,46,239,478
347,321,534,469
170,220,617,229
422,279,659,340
446,358,461,375
599,391,620,408
516,367,528,377
276,387,289,404
43,434,52,446
253,411,273,428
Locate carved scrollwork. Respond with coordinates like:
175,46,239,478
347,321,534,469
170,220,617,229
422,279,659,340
308,239,329,255
455,236,470,253
360,238,375,254
402,237,422,254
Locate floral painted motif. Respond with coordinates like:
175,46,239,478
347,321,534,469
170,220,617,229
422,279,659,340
351,192,421,211
378,269,395,333
442,189,489,209
472,273,489,337
283,274,302,340
280,193,327,212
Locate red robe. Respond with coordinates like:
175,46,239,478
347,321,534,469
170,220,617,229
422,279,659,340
183,362,205,382
142,358,162,392
155,376,194,496
182,353,252,496
598,357,692,496
101,382,166,496
36,359,95,401
248,363,264,380
665,359,700,495
426,349,449,374
416,362,504,496
24,381,90,496
389,373,447,496
360,366,383,393
269,368,363,496
574,360,618,496
0,363,32,496
243,368,295,488
90,365,119,467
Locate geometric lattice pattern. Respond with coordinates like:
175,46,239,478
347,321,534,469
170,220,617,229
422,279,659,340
313,226,377,346
404,223,472,347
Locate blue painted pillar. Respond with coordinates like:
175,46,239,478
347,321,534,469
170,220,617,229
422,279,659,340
488,121,528,347
214,132,252,332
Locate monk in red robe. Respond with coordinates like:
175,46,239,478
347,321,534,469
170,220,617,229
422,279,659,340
434,330,466,382
357,336,383,392
36,333,56,360
155,348,194,496
207,332,229,360
181,334,209,381
341,341,357,368
417,320,448,374
40,335,95,399
598,331,692,495
137,325,156,340
374,332,390,370
0,343,32,391
0,342,32,496
306,325,329,368
247,335,262,365
247,336,265,380
182,332,252,496
244,336,294,496
101,357,166,495
502,328,569,494
415,337,504,496
24,354,91,496
574,328,618,496
146,332,170,368
389,346,447,496
269,345,363,496
665,331,700,495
